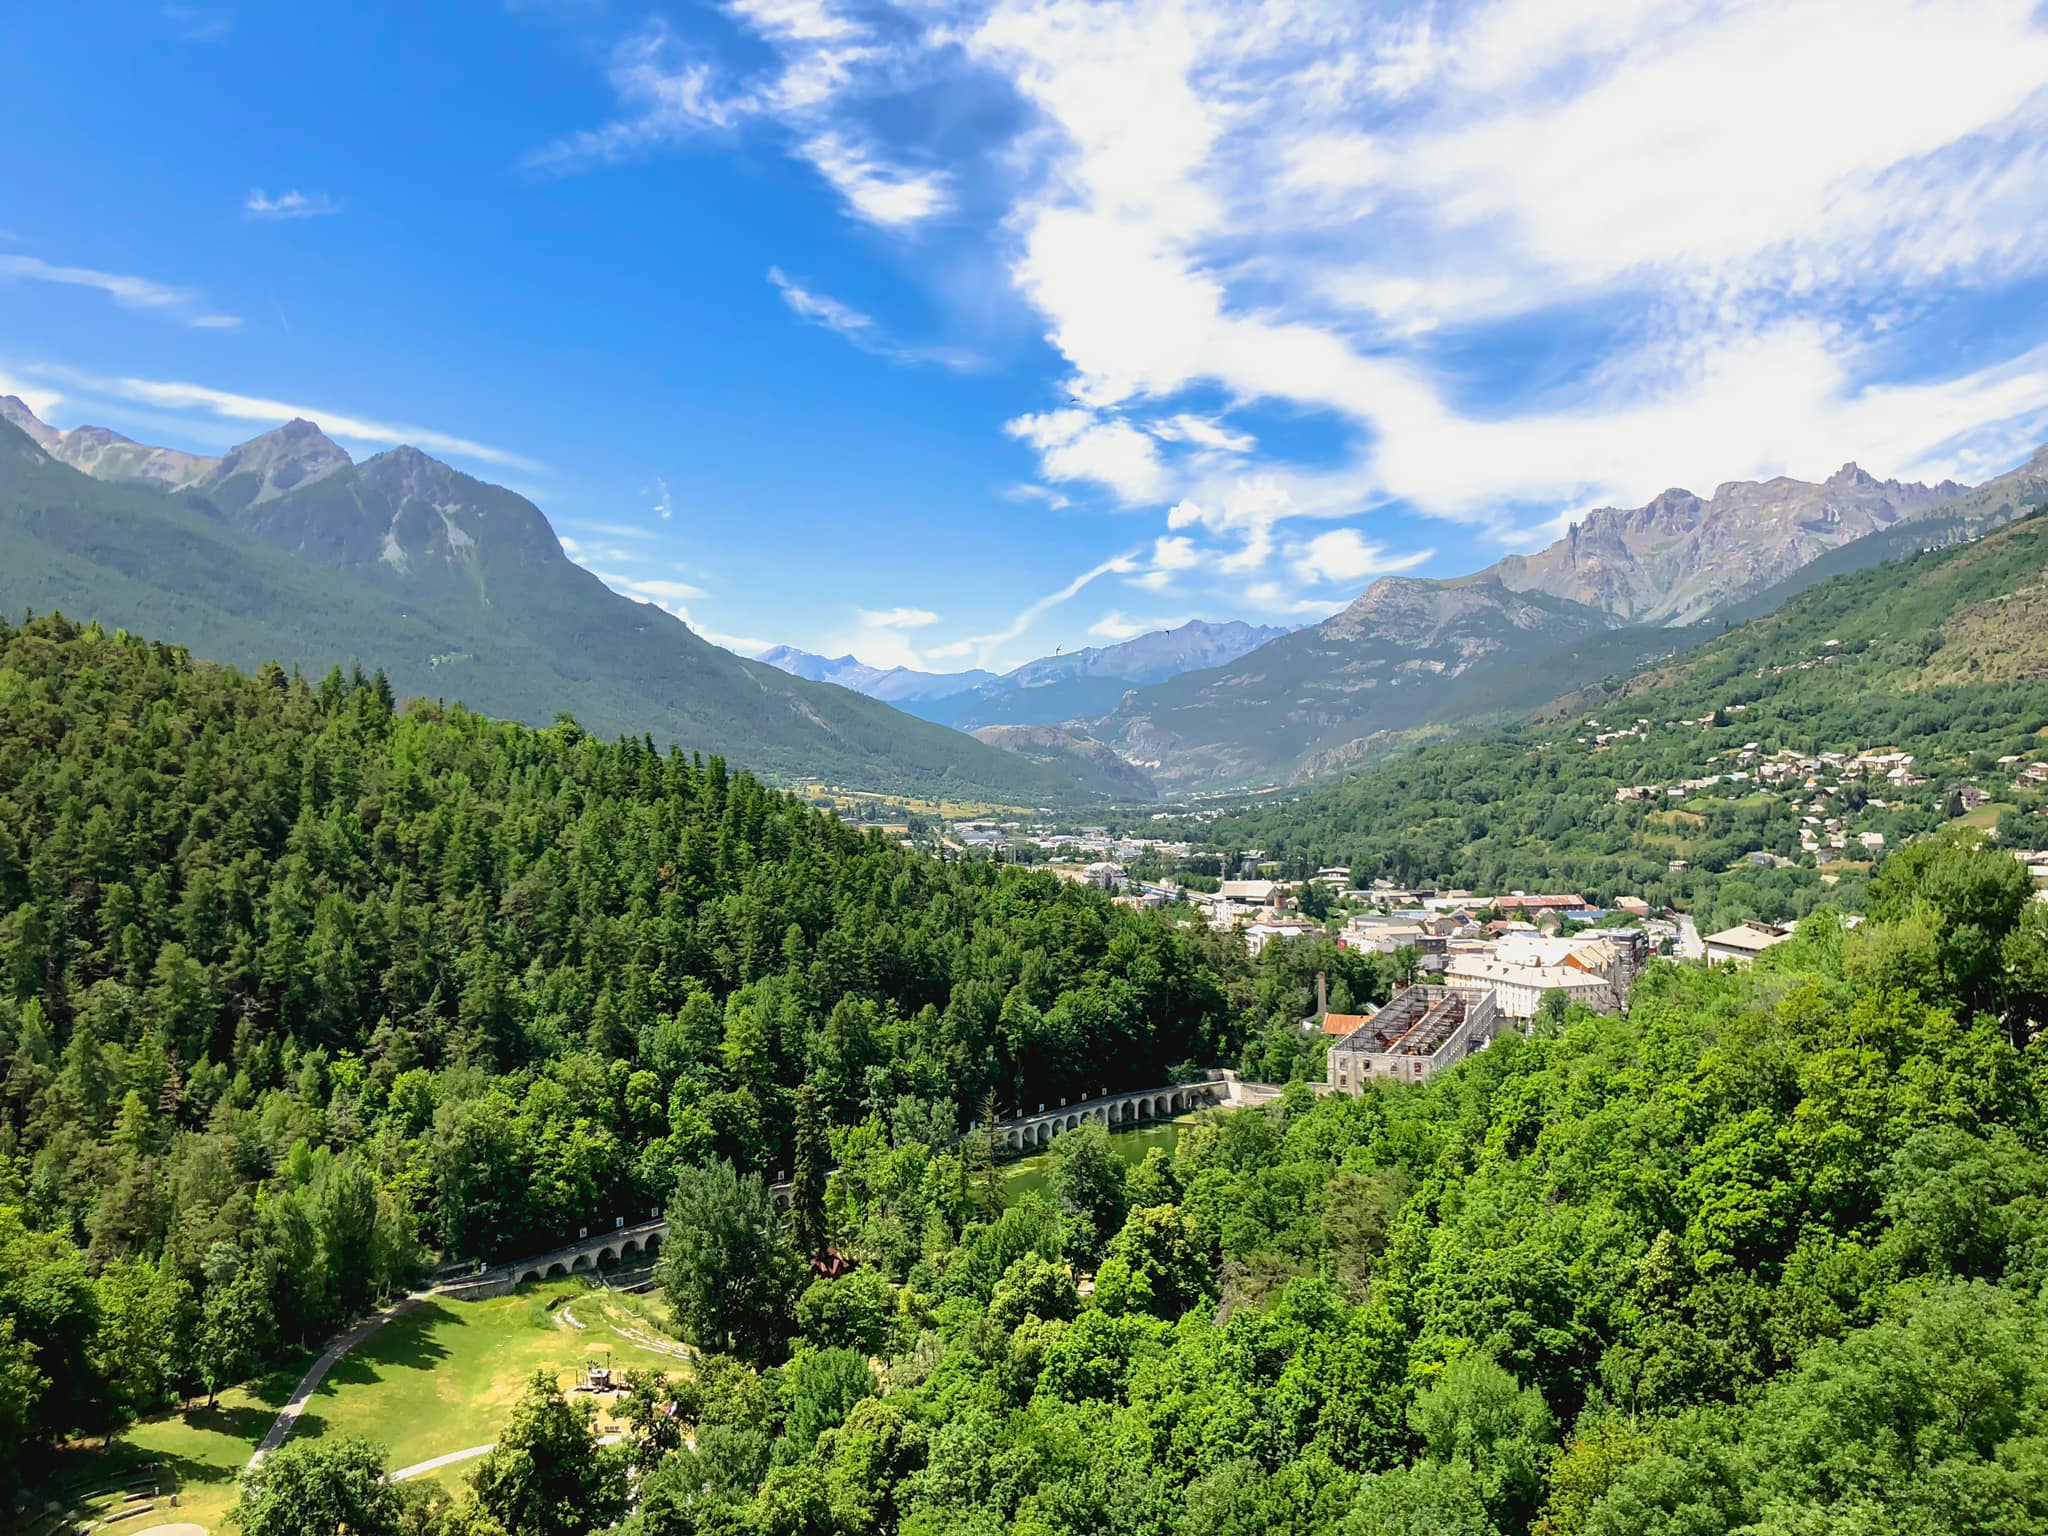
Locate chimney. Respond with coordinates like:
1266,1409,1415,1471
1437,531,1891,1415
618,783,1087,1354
1317,971,1328,1017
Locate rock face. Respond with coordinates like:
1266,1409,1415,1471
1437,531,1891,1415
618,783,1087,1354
2,395,220,491
1488,464,1965,625
194,418,352,509
1096,578,1619,790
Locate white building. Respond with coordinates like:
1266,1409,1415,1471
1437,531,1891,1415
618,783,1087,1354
1703,920,1793,966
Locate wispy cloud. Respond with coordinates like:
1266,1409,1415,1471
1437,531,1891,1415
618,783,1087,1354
767,267,978,370
646,475,674,519
522,21,739,175
965,550,1141,666
28,363,540,470
800,133,948,228
245,188,340,221
859,606,939,629
0,254,239,329
1089,610,1189,641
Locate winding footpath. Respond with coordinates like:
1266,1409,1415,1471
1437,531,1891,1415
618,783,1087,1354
247,1296,424,1468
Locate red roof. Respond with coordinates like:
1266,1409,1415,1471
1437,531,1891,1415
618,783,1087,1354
1322,1011,1373,1036
1492,894,1586,911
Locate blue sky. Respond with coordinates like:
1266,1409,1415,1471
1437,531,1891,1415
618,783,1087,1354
5,0,2048,672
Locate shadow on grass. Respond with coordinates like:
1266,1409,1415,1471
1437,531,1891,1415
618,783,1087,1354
320,1302,456,1391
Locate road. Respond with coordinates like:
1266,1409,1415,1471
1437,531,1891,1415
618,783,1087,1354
1673,912,1704,960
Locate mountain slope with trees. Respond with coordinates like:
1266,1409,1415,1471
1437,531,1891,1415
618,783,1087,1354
0,611,1258,1492
0,412,1110,805
1201,503,2048,929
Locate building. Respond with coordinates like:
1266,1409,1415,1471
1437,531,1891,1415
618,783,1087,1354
1219,878,1282,907
1245,917,1319,956
1444,956,1615,1019
1703,920,1793,966
1326,985,1500,1090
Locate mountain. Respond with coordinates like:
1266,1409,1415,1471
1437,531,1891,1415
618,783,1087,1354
755,646,996,703
1098,579,1624,790
1211,497,2048,916
910,619,1291,729
1487,462,1965,625
0,407,1114,804
970,723,1159,801
1096,448,2048,792
2,393,219,491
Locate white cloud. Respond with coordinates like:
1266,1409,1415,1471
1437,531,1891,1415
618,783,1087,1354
1150,414,1254,453
767,267,978,369
524,0,2048,624
647,475,674,519
1245,580,1350,617
597,572,711,610
966,550,1141,666
1005,409,1167,504
801,133,949,228
859,606,940,629
0,253,240,329
925,639,977,660
523,22,740,174
32,364,540,470
1089,610,1189,640
0,370,63,418
1290,528,1435,586
245,188,340,221
1004,482,1072,510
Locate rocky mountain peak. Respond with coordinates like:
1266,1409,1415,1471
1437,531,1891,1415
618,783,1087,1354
0,395,61,449
204,419,351,504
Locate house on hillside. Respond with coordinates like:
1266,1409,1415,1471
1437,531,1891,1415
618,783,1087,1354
1703,920,1793,966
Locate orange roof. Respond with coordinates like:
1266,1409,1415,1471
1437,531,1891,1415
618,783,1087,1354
1322,1011,1373,1036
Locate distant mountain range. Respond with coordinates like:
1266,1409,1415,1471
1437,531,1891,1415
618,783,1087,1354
1093,448,2048,791
0,399,1139,804
10,389,2044,808
753,647,998,704
758,619,1290,728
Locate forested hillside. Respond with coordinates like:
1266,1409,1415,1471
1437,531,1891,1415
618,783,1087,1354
0,614,1254,1488
596,849,2048,1536
191,830,2048,1536
1206,507,2048,932
0,417,1114,804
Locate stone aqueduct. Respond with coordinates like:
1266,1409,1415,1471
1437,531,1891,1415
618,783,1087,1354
437,1079,1235,1297
987,1079,1223,1155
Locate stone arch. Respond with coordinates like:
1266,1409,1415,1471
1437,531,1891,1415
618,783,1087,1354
621,1238,641,1259
517,1269,539,1287
571,1253,592,1273
1036,1121,1052,1146
1154,1094,1169,1118
597,1247,618,1269
1065,1113,1078,1131
643,1232,662,1257
546,1262,568,1279
1005,1127,1020,1152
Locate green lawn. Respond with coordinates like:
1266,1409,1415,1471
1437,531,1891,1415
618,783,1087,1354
13,1357,312,1536
9,1281,688,1536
